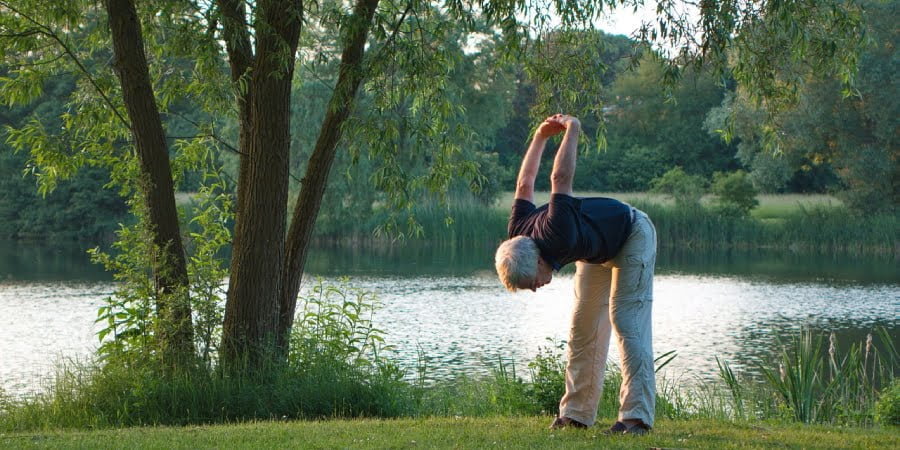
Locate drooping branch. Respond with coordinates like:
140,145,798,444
0,1,132,130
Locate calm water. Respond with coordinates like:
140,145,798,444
1,241,898,397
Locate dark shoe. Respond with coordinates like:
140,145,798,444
602,421,628,435
549,416,588,429
623,423,651,436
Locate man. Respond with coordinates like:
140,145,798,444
494,114,657,435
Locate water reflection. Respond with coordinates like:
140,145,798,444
2,239,897,284
0,241,109,281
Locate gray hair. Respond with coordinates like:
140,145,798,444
495,236,539,292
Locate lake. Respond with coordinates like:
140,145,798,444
1,240,898,397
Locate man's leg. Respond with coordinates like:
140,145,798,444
558,261,613,427
609,210,657,428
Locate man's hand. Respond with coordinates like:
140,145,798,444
546,114,580,132
536,114,566,138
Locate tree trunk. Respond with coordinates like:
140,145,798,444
221,0,303,370
105,0,193,365
218,0,254,232
278,0,380,353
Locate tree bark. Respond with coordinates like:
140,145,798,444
218,0,254,228
105,0,193,365
278,0,380,353
221,0,303,369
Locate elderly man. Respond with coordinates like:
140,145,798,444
494,114,657,435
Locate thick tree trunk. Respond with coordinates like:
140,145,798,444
105,0,193,364
221,0,303,369
278,0,381,353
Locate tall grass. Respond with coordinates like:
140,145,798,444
634,202,898,255
717,327,898,425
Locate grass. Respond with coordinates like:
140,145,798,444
1,416,896,449
391,192,895,255
493,192,843,218
751,194,843,220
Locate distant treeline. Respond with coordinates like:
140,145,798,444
0,0,895,242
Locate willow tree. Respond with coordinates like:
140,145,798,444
0,0,868,370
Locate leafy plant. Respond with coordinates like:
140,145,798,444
711,170,759,217
526,339,567,415
290,278,398,376
650,167,707,208
875,379,900,426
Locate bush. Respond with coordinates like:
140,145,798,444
650,167,706,208
526,340,567,415
710,170,759,217
875,379,900,426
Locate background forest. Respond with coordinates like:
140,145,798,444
1,0,895,243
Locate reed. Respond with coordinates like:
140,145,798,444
716,327,898,425
314,193,897,256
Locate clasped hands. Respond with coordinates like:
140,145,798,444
536,114,580,139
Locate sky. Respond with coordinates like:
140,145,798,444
597,2,659,37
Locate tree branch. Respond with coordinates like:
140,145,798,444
0,1,132,131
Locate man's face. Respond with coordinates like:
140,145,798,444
517,257,553,292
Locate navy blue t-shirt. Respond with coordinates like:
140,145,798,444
507,194,632,270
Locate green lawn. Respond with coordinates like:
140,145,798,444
2,417,895,449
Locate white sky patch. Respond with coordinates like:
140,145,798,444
598,2,661,37
463,2,698,54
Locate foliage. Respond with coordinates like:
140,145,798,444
525,339,567,415
875,379,900,426
710,170,759,217
650,167,707,208
603,57,737,184
86,149,230,366
706,0,897,210
183,175,232,368
290,278,398,376
0,72,127,241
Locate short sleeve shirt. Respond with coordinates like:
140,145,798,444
507,194,632,270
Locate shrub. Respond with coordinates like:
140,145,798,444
526,340,567,415
711,170,759,217
875,379,900,426
650,167,706,208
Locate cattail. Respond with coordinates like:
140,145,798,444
829,332,836,361
828,332,837,379
864,333,873,379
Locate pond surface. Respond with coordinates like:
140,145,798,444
1,241,897,397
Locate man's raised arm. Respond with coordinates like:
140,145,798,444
549,115,580,197
515,116,565,203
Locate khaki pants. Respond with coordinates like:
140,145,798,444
558,209,657,427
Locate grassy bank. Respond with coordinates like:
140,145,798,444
320,192,896,256
2,416,897,449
